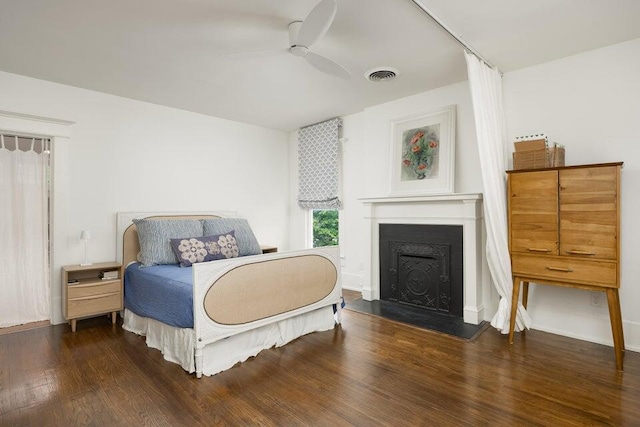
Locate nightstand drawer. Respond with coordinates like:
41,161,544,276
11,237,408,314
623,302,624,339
68,280,120,299
511,254,617,287
68,292,122,318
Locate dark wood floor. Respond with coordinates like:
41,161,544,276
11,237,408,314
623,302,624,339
2,290,639,426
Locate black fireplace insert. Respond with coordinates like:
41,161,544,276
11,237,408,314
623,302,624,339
379,224,463,318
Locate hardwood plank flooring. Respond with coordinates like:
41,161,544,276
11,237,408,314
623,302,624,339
0,320,50,336
1,290,639,426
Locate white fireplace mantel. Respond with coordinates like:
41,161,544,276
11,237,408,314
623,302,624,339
359,193,486,325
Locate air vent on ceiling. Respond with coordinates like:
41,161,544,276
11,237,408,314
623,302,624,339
365,67,399,82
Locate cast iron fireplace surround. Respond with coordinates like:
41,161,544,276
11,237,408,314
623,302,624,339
379,224,463,318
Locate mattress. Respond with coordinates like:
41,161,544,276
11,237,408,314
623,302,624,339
124,263,194,328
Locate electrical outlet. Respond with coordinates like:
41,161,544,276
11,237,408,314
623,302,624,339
590,291,602,307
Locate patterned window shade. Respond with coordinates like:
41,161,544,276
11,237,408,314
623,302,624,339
297,118,342,210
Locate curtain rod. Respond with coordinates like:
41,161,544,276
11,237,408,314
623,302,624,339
409,0,498,71
0,131,50,141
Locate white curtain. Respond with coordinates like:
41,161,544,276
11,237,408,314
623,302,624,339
464,52,531,333
0,135,50,327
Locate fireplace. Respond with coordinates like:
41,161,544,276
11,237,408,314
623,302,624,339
360,193,486,325
380,224,463,317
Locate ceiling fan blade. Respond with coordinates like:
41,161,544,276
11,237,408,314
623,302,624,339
304,52,350,79
220,48,287,59
296,0,337,47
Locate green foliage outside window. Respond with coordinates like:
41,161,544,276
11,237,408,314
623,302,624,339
313,209,339,247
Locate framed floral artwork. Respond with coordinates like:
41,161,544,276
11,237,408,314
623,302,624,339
389,105,456,195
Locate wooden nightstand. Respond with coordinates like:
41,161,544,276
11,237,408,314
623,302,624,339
261,245,278,254
62,262,123,332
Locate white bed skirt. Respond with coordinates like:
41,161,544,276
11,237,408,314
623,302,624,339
123,307,336,376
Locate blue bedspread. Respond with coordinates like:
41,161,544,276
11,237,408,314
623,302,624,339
124,263,194,328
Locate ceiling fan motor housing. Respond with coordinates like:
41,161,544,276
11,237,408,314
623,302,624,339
289,21,303,47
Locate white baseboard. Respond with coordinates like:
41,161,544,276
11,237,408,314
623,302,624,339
341,272,363,292
530,319,640,353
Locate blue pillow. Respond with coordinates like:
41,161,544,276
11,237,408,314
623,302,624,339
133,218,203,267
202,218,262,256
170,231,239,267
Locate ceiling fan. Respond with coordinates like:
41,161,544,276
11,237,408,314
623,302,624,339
222,0,350,79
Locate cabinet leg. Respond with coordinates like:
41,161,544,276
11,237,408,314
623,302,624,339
508,276,521,344
606,288,624,371
71,319,76,332
616,293,625,354
111,312,117,325
520,282,529,335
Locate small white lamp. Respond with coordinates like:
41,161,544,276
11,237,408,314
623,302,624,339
80,230,92,266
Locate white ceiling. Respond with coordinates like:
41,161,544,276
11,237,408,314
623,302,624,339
1,0,639,131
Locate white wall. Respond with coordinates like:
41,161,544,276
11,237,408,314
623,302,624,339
0,71,290,326
503,37,640,350
289,38,640,351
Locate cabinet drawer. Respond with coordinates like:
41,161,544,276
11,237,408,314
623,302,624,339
68,280,120,299
511,254,617,287
68,292,121,318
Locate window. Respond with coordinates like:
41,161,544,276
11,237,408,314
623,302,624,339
311,209,339,247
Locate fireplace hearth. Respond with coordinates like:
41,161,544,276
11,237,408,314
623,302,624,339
380,224,463,318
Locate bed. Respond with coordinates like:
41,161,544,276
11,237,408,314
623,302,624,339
116,212,343,378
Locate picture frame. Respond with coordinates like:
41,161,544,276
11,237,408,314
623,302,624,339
389,105,456,196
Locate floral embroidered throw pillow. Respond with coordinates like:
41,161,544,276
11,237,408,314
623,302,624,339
170,230,239,267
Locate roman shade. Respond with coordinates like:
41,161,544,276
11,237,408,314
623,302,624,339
297,117,342,210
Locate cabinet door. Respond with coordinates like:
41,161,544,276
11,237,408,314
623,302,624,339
559,166,618,260
509,170,559,255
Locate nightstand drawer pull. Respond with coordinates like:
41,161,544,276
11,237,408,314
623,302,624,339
527,248,551,253
69,291,120,302
567,250,596,256
545,266,574,273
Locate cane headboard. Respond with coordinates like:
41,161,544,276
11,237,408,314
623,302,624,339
116,211,235,267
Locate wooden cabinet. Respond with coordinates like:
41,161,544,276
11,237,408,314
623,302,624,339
506,162,624,370
62,262,123,332
260,245,278,254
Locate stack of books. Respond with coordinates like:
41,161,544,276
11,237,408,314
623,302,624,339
99,270,119,280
